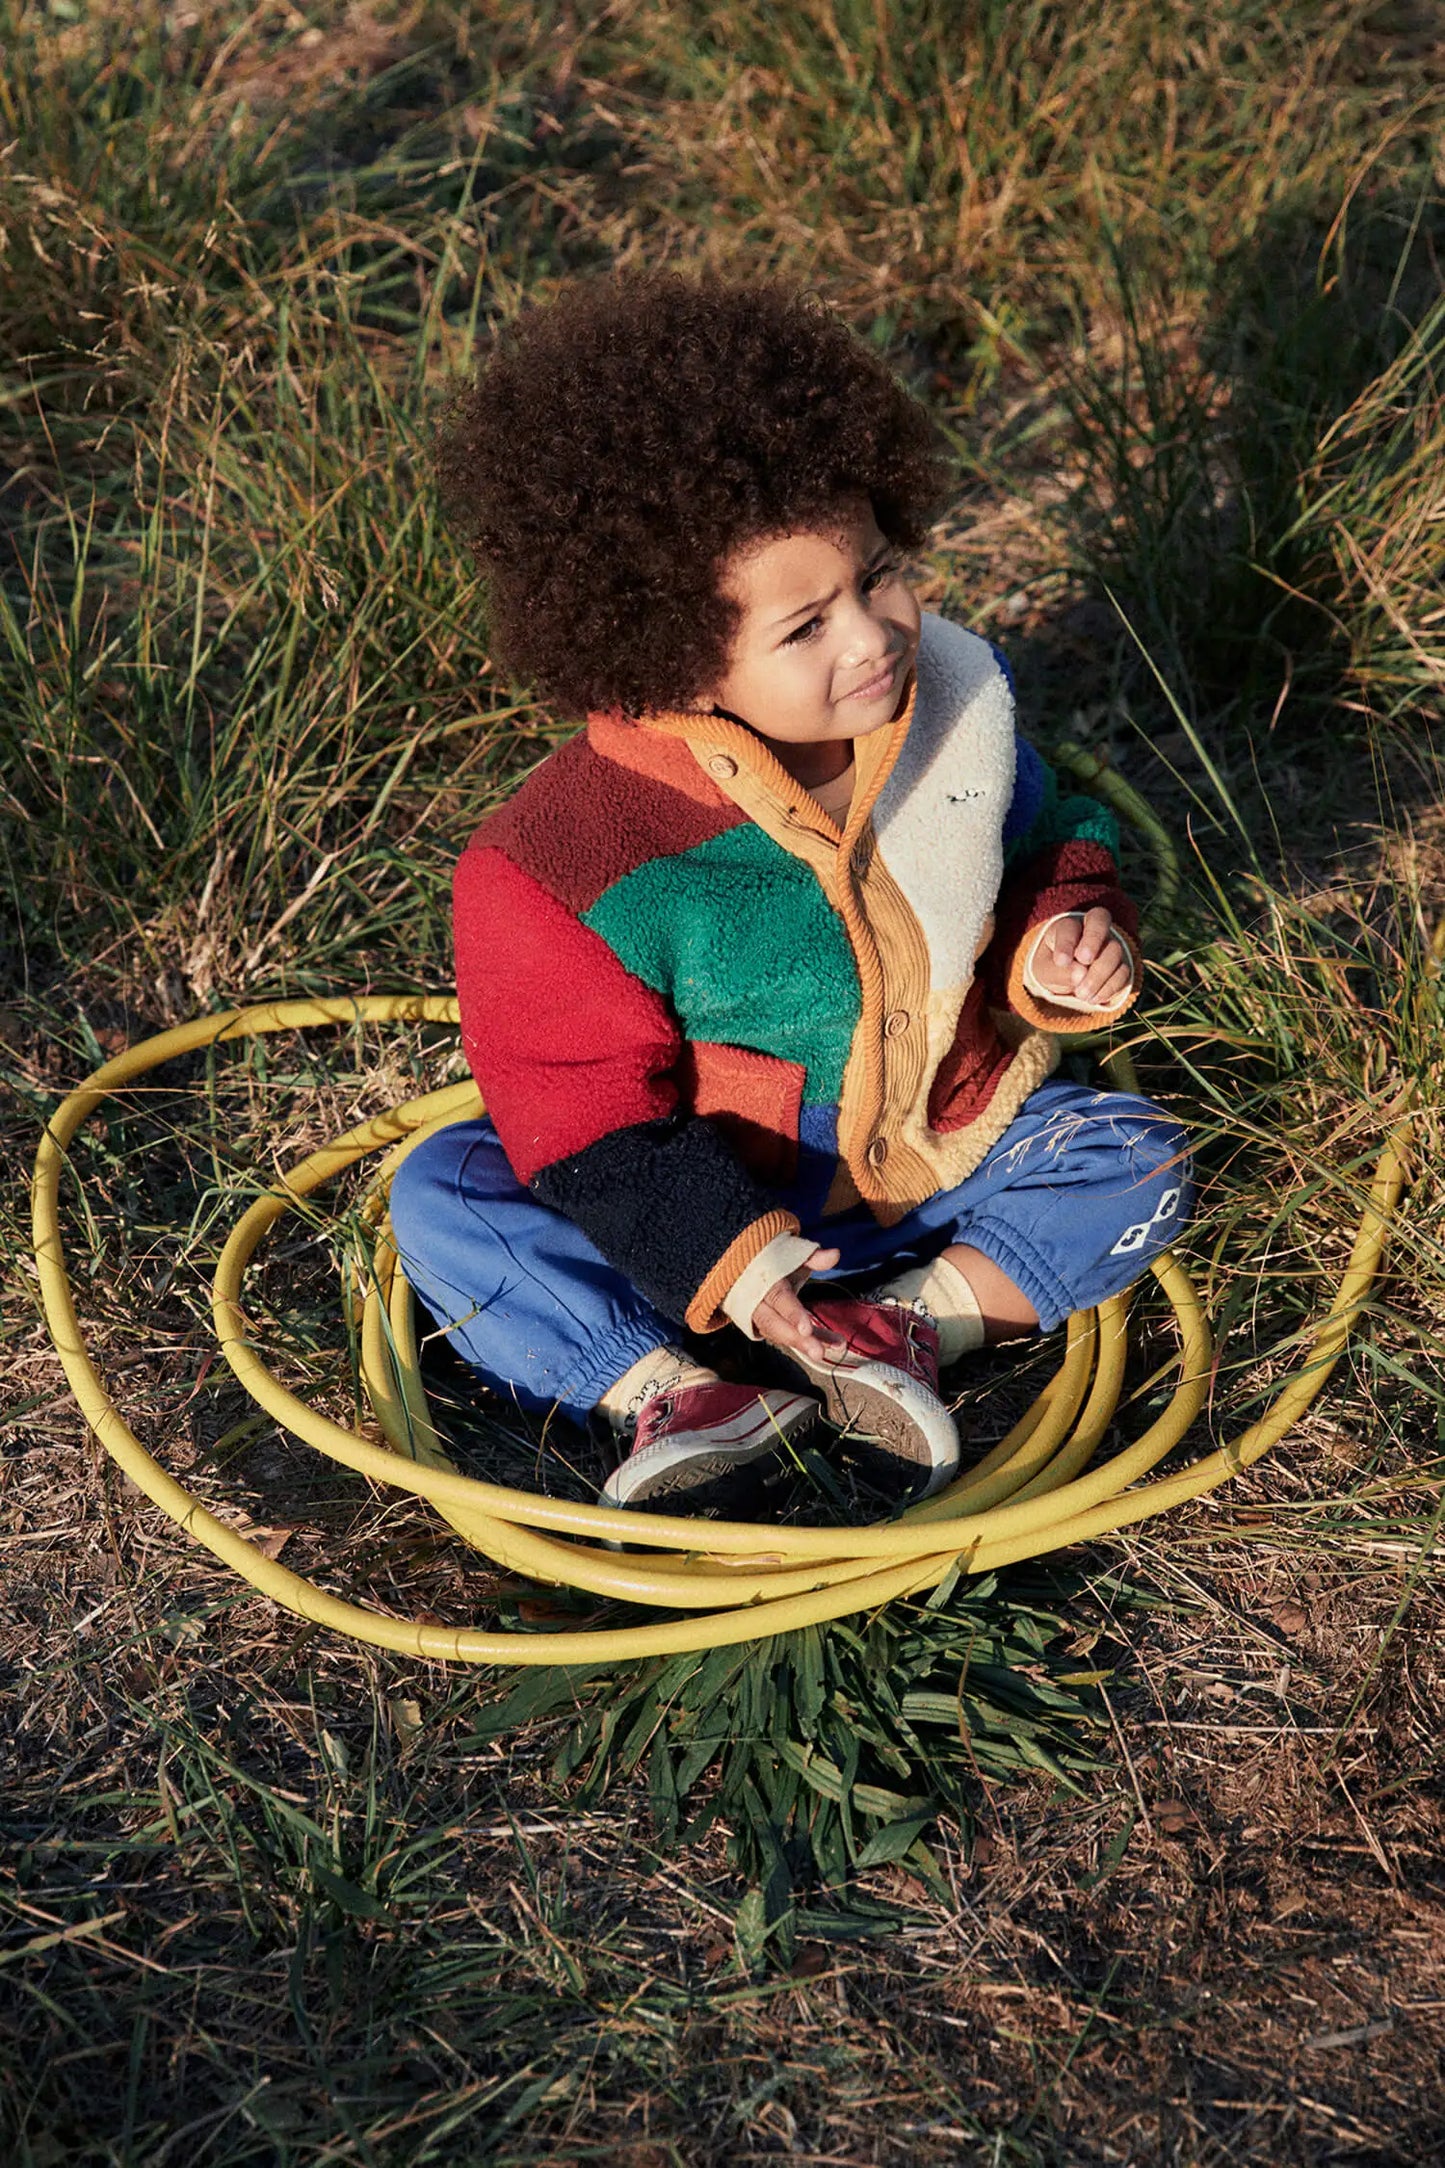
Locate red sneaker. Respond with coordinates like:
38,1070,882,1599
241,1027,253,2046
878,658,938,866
776,1294,959,1497
599,1374,821,1514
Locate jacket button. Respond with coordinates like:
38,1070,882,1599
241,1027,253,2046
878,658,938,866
707,753,738,779
866,1136,889,1169
884,1008,910,1038
851,840,870,873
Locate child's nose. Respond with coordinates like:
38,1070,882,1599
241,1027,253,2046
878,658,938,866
837,598,890,667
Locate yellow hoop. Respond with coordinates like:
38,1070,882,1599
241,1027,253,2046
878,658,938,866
30,996,1412,1667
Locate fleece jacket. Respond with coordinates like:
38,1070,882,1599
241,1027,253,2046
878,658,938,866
452,613,1142,1333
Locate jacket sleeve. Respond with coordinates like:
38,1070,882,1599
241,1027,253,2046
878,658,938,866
453,843,800,1332
983,736,1143,1033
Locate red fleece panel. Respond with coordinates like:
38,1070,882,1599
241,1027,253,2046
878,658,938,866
475,732,746,917
681,1039,806,1185
926,978,1017,1132
454,846,683,1183
984,839,1137,1008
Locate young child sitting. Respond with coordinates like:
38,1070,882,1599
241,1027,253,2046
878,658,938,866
390,272,1191,1517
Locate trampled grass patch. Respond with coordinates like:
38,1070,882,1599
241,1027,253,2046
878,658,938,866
4,4,1445,2162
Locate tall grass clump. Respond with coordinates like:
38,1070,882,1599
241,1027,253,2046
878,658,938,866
1038,196,1445,747
1294,285,1445,727
1147,870,1445,1375
0,310,533,1004
0,2,568,1001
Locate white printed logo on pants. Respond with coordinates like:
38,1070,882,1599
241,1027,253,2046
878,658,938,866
1109,1185,1183,1257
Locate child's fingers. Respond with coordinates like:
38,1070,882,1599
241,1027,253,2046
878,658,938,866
1075,956,1132,1005
1075,938,1132,1002
1070,906,1114,969
753,1306,838,1359
1032,915,1132,1004
752,1277,846,1358
1048,917,1080,968
1028,919,1080,994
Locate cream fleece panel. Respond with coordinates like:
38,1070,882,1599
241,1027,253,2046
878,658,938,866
868,615,1017,995
668,629,1059,1218
854,615,1057,1203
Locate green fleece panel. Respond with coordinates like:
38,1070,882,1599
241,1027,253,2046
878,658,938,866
1005,764,1120,868
581,822,861,1103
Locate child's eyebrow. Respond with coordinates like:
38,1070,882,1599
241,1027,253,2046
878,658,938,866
770,585,840,630
768,545,892,631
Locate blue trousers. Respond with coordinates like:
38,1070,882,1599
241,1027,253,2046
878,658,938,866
389,1077,1191,1425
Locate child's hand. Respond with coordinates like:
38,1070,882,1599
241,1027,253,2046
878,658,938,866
1031,908,1132,1007
751,1246,847,1360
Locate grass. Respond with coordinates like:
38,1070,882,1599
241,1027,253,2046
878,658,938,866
4,2,1445,2161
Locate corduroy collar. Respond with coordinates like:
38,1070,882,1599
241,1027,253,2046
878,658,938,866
588,669,918,846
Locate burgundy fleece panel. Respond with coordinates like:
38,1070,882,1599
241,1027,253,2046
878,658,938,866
926,978,1017,1132
984,839,1138,1008
454,845,683,1181
474,733,746,917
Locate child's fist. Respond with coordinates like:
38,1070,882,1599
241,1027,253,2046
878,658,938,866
750,1246,847,1359
1031,907,1132,1007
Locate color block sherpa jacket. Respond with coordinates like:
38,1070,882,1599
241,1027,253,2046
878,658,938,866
453,613,1142,1335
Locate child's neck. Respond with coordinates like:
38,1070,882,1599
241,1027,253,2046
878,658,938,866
761,735,854,790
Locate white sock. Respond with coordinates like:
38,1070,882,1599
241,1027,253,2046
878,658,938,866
875,1253,986,1365
594,1345,719,1435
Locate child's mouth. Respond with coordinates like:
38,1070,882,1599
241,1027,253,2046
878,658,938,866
844,655,901,702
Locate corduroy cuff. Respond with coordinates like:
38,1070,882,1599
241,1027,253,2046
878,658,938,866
684,1209,804,1333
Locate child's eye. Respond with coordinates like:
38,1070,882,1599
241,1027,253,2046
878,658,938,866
783,615,824,646
863,560,899,592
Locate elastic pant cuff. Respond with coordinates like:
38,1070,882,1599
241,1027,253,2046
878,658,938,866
554,1319,678,1421
950,1220,1077,1336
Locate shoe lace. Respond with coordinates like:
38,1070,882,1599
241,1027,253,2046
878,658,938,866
875,1293,936,1368
620,1358,690,1435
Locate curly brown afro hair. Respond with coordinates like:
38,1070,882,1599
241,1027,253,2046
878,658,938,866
436,272,953,719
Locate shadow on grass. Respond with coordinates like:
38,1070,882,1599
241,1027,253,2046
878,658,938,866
998,188,1444,884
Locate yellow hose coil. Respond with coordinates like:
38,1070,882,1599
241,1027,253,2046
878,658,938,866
30,994,1414,1668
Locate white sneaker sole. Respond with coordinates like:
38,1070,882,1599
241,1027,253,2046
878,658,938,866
600,1389,821,1512
781,1351,959,1497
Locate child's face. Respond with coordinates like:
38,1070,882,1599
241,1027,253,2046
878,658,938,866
697,499,921,753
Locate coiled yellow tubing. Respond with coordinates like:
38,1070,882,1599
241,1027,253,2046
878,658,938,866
31,987,1412,1669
